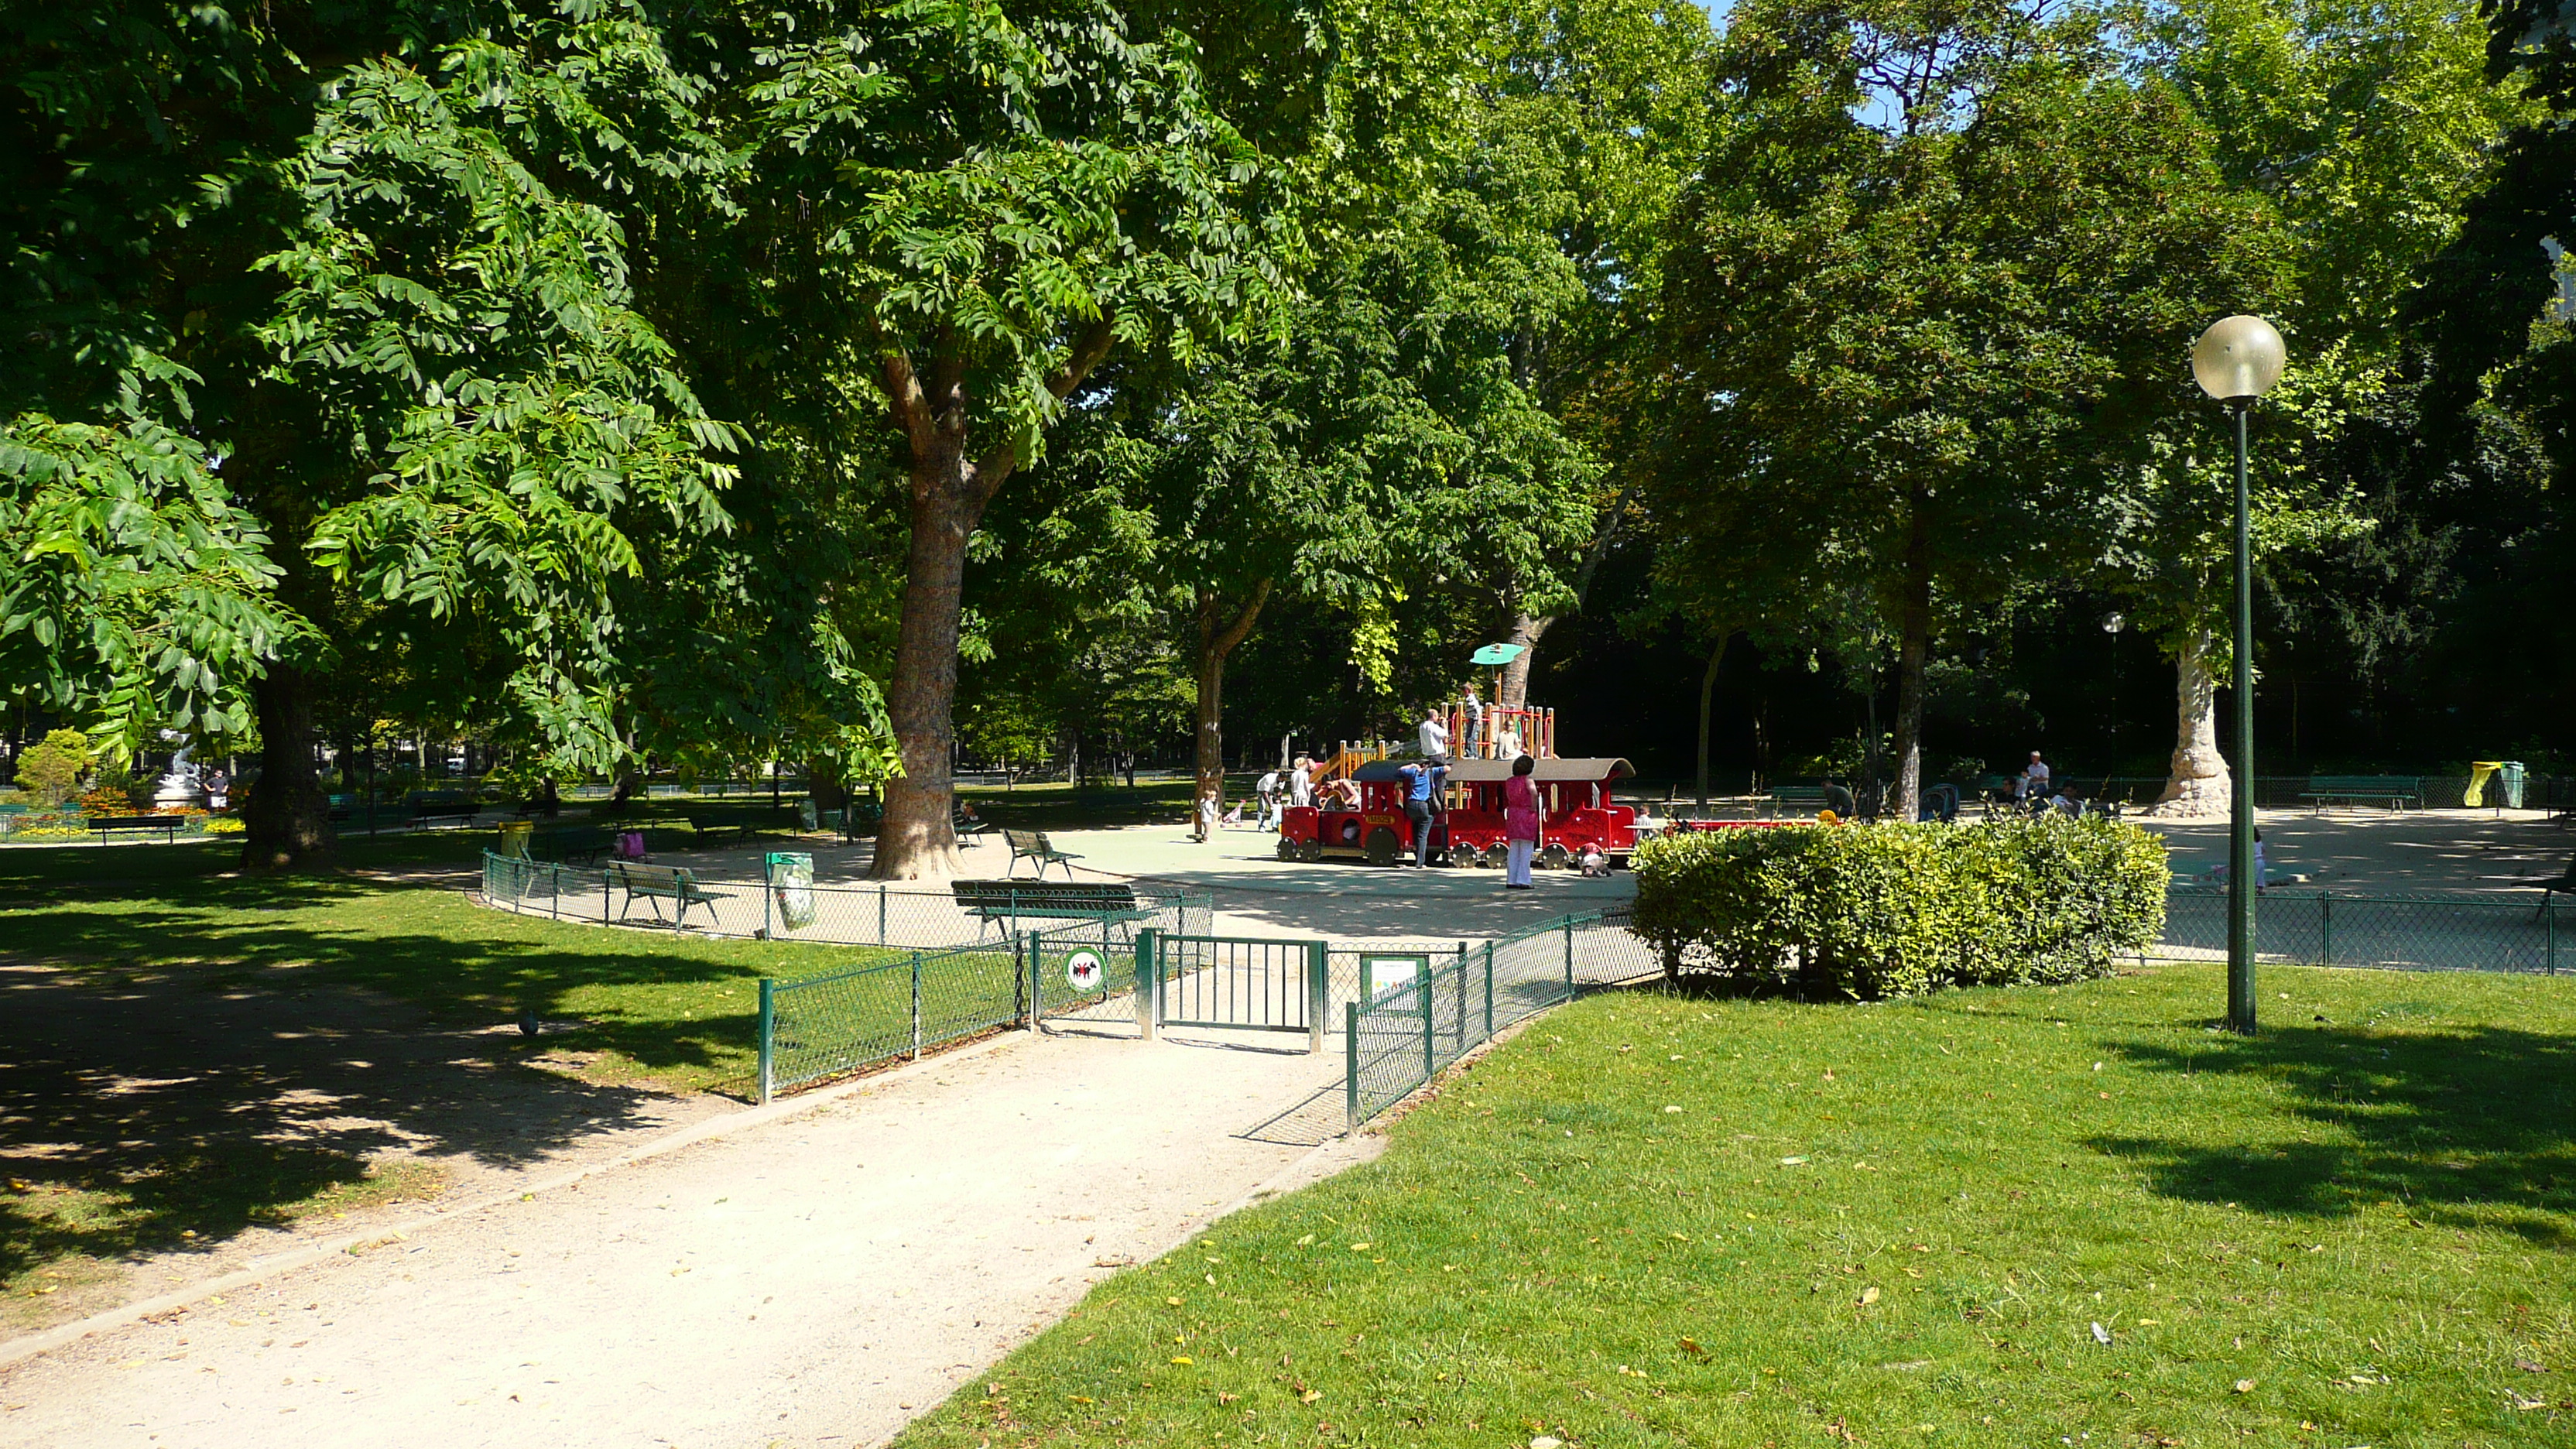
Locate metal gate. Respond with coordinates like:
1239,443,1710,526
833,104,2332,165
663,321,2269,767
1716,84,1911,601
1140,930,1329,1052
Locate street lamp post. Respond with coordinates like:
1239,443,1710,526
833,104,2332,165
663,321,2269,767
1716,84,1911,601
2191,315,2287,1035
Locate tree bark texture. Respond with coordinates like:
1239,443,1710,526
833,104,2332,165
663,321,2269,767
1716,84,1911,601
1190,582,1273,843
869,323,1117,881
1495,477,1639,708
2150,628,2232,818
1889,504,1930,824
1694,635,1730,806
240,664,335,869
875,443,974,879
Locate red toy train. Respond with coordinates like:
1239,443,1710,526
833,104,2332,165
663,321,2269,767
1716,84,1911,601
1276,756,1643,869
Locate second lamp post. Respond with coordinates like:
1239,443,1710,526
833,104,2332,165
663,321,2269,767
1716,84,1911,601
2191,314,2287,1034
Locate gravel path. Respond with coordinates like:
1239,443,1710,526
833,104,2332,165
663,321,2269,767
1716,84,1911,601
0,1028,1375,1449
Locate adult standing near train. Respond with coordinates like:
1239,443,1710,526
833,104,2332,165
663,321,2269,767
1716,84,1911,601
1502,753,1540,889
1418,704,1451,762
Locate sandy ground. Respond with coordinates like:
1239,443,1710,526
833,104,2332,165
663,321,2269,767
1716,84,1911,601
0,1026,1372,1449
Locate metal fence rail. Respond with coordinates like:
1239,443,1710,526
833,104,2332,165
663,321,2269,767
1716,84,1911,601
756,940,1028,1100
1345,909,1659,1132
479,850,1205,951
2154,885,2569,974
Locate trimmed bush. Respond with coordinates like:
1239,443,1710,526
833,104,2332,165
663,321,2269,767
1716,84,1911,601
1632,817,2169,999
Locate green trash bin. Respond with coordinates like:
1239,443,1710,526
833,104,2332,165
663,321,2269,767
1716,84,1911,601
2501,762,2527,810
766,851,816,932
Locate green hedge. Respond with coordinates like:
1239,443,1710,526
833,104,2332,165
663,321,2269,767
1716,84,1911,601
1631,817,2169,999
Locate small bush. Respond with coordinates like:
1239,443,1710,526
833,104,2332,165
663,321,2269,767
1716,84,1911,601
1632,817,2169,999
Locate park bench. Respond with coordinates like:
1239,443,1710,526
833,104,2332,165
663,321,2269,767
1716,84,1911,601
605,861,718,929
1765,786,1830,818
951,879,1138,926
533,825,617,866
1002,827,1084,879
2300,775,2424,814
327,792,357,823
954,804,996,848
2516,853,2576,916
90,814,183,844
686,816,754,849
409,791,481,828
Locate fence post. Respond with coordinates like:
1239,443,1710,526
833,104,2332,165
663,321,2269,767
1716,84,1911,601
550,862,562,920
1420,970,1436,1084
878,883,888,945
2319,891,2332,968
1307,940,1328,1055
1454,941,1467,1057
2550,894,2559,975
1136,927,1160,1041
756,978,776,1105
763,855,776,941
1345,1002,1362,1136
910,951,923,1060
1483,942,1495,1041
1563,915,1576,1002
1019,931,1034,1029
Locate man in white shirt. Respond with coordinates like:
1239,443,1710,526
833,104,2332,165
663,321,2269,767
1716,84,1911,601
1418,707,1451,762
1255,767,1283,831
2017,751,2051,800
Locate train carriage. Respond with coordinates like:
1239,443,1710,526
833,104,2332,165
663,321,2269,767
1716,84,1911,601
1276,756,1642,869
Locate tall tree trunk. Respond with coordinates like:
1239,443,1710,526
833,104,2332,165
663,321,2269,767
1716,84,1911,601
875,442,974,879
2151,627,2231,818
868,323,1117,880
1495,475,1641,707
1889,505,1931,824
1694,634,1730,806
1496,612,1550,707
241,665,334,869
1190,582,1273,843
807,759,848,817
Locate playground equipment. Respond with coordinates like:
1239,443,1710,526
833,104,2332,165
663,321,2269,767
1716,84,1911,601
1276,756,1640,869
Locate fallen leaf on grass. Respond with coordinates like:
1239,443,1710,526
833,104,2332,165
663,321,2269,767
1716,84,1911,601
2091,1323,2112,1345
1780,1156,1808,1166
1858,1286,1880,1306
1300,1389,1322,1404
1170,1357,1193,1366
2234,1379,2256,1393
2516,1358,2548,1374
1348,1242,1372,1252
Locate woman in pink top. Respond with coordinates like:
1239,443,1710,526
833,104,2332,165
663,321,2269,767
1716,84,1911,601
1502,753,1540,889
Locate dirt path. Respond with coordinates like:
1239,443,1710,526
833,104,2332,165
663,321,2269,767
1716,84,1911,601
0,1027,1375,1449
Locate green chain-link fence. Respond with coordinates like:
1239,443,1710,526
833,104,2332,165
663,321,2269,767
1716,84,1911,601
1344,909,1660,1132
755,940,1030,1101
2153,885,2570,974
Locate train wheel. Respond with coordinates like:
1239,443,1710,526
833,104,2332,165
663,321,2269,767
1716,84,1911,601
1364,827,1402,867
1540,842,1571,871
1276,835,1300,862
1299,839,1324,862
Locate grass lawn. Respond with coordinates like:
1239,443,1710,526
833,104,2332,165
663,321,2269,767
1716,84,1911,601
897,963,2574,1448
0,832,927,1322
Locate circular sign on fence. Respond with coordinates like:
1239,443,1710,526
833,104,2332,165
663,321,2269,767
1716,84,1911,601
1065,947,1106,993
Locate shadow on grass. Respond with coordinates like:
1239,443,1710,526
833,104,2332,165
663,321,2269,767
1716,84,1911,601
0,841,771,1284
2090,1020,2575,1242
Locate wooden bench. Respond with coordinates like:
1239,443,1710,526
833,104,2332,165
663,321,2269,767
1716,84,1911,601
90,814,183,844
409,792,480,827
533,826,617,866
1002,827,1082,879
605,862,717,928
954,805,996,848
951,879,1139,925
2300,775,2423,814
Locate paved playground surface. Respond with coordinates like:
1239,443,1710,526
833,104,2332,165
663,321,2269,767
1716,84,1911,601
2142,807,2569,893
0,1026,1372,1449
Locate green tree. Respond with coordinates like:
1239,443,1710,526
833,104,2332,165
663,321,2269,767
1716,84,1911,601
1659,0,2279,822
16,728,94,807
2114,0,2521,810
